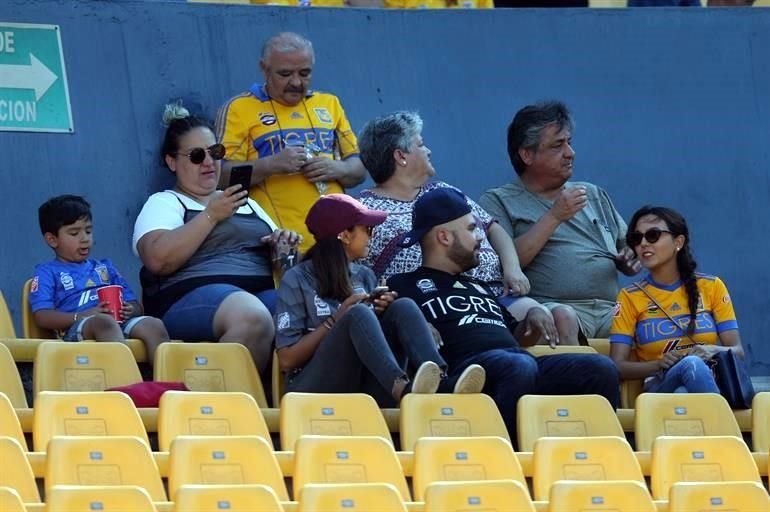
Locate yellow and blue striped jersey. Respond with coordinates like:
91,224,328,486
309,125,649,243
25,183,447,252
215,83,359,252
609,274,738,362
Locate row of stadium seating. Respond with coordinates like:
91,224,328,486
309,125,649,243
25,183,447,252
2,390,770,509
4,380,770,453
4,479,767,512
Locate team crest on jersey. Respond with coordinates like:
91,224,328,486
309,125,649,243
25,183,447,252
259,112,277,126
59,272,74,290
416,279,437,294
313,108,332,124
30,276,39,293
314,295,331,316
95,264,110,283
277,312,290,331
671,302,681,311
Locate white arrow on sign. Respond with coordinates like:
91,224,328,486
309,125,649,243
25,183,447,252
0,53,58,101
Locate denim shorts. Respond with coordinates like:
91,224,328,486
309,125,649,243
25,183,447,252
161,283,276,341
62,315,147,341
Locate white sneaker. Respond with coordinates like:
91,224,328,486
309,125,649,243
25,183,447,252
453,364,486,394
411,361,442,394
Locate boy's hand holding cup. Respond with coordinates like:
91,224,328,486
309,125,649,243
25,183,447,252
97,285,124,323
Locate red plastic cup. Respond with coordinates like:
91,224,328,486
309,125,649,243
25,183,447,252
97,285,124,322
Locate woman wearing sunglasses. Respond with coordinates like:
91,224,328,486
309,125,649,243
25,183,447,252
132,103,299,371
609,205,744,393
274,194,485,405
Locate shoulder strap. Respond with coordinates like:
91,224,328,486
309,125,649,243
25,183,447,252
633,281,696,345
166,190,190,213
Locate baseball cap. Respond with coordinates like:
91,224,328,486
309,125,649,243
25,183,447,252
398,187,472,247
306,194,388,240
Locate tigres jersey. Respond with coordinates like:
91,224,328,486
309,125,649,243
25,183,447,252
215,83,359,252
29,258,137,314
609,274,738,362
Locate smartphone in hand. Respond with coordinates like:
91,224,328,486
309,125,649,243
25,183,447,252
229,164,253,192
366,286,389,303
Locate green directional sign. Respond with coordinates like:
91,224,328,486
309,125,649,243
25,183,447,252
0,22,73,133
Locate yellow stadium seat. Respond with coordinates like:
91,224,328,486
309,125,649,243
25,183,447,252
298,483,406,512
549,480,656,512
517,394,624,452
33,390,148,451
22,278,57,339
153,343,267,407
0,393,26,449
45,435,166,501
158,390,271,451
587,338,610,356
0,437,40,503
621,379,644,409
751,392,770,452
399,393,509,452
168,435,288,501
532,436,644,501
0,343,27,407
272,349,285,407
650,435,760,500
668,481,770,511
424,480,534,512
412,436,526,501
175,484,284,512
293,435,410,501
0,290,16,338
634,393,741,451
0,487,25,512
280,392,391,451
46,485,158,512
526,345,598,357
33,341,142,396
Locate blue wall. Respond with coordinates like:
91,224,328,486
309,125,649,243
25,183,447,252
1,1,769,373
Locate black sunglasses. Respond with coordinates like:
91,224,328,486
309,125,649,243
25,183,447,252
177,143,226,165
627,227,673,247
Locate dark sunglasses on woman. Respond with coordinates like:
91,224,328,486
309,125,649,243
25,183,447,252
177,143,226,165
626,227,672,247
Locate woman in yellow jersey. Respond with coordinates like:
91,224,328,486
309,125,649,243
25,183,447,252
609,206,744,393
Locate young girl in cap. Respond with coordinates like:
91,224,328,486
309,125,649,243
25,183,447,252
274,193,484,405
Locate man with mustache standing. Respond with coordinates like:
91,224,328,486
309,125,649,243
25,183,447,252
479,101,640,339
388,187,620,440
216,32,366,252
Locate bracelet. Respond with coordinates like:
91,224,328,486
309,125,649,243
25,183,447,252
202,210,216,224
